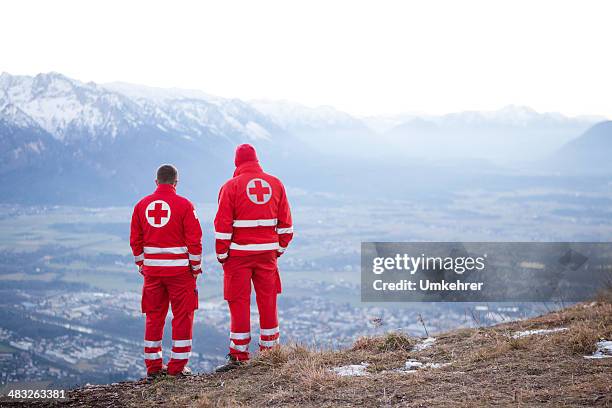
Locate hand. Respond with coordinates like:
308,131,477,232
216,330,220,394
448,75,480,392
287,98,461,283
138,265,144,276
192,272,199,279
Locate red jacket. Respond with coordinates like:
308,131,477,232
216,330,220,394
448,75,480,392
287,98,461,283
130,184,203,276
214,161,293,261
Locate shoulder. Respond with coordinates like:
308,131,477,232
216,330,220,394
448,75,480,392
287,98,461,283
264,173,285,190
134,194,153,209
222,177,236,187
220,177,239,193
174,193,195,209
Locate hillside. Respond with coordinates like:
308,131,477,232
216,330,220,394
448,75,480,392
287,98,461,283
552,121,612,174
9,295,610,407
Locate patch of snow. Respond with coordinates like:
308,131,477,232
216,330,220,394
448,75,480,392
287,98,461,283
511,327,568,339
584,340,612,359
413,337,436,351
404,359,423,370
426,362,451,369
391,359,451,374
497,306,519,313
331,362,369,377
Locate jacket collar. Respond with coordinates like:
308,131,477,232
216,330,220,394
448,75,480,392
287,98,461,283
155,183,177,194
233,161,263,177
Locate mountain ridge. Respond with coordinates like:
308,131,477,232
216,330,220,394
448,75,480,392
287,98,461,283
0,71,610,204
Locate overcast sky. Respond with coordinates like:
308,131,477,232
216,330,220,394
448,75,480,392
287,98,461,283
1,0,610,117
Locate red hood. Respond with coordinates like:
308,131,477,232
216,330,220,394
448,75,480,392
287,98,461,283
233,161,264,177
235,144,259,167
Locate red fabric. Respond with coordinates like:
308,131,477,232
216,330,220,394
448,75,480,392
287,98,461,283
234,144,258,167
223,252,281,361
142,273,198,375
214,161,293,262
130,184,203,276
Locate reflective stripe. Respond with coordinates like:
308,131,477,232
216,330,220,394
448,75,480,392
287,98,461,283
173,339,192,347
188,254,201,261
260,327,279,336
217,252,229,260
229,341,249,352
144,351,162,360
143,246,188,254
143,259,189,267
277,227,293,234
233,219,278,227
277,247,287,253
215,231,233,240
192,264,201,271
170,351,191,360
144,340,162,348
135,253,144,262
259,338,280,348
230,242,280,251
230,332,251,340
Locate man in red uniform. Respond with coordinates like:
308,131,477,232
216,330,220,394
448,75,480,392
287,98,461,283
130,164,202,377
214,144,293,371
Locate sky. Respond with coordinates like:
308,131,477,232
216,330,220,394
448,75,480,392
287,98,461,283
1,0,611,117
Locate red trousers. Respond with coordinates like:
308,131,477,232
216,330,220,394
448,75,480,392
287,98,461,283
141,272,198,375
223,252,282,361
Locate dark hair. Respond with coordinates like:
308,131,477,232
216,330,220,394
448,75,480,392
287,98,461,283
156,164,178,184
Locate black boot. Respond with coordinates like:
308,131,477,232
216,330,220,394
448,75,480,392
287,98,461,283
147,364,168,379
215,354,245,373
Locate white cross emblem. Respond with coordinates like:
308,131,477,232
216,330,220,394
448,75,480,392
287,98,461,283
145,200,171,227
246,178,272,204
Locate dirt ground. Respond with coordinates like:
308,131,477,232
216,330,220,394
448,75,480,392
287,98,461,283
6,295,611,407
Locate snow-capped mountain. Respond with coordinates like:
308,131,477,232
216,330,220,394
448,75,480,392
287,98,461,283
0,103,61,174
0,72,300,204
0,72,143,143
0,72,284,146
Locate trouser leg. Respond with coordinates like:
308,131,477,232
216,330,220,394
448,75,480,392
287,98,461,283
142,274,169,374
252,252,281,350
224,257,253,361
166,273,198,375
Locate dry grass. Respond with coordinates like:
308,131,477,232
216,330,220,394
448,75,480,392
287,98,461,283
555,322,600,355
351,331,416,353
31,299,612,408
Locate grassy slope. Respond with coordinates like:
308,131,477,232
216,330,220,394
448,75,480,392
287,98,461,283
19,296,612,407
